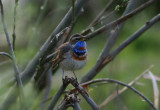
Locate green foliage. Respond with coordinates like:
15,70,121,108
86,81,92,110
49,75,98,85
115,5,120,11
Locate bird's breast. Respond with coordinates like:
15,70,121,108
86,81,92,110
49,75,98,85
59,51,87,71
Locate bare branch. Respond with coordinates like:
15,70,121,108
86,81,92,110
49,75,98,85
88,0,116,27
111,13,160,57
21,0,89,85
82,0,116,35
81,12,160,83
73,102,81,110
81,78,157,110
143,74,160,81
54,77,99,110
148,71,159,109
0,0,28,109
55,93,81,110
34,26,72,91
0,52,12,59
85,0,155,40
35,0,48,28
2,0,86,106
68,77,99,110
98,65,154,108
12,0,19,50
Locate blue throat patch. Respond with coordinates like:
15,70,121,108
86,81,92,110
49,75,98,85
75,41,86,48
74,41,87,55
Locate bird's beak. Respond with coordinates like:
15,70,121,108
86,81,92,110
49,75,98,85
80,37,86,41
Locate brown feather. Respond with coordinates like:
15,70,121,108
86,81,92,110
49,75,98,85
71,52,87,61
78,47,86,51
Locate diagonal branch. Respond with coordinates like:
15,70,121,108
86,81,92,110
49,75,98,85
85,0,155,40
98,65,154,108
82,0,116,35
81,12,160,83
73,101,81,110
68,78,99,110
110,13,160,57
21,0,88,85
81,78,157,110
1,0,89,109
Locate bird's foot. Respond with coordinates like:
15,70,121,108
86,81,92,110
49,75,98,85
73,71,78,81
62,76,69,86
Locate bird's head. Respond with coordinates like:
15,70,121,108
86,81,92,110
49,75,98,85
69,34,86,45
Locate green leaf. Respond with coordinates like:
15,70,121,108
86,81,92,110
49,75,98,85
115,5,120,11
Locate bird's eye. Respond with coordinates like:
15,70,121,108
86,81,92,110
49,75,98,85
76,38,79,41
76,38,81,41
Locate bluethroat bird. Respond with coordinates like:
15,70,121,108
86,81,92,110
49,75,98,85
52,33,88,79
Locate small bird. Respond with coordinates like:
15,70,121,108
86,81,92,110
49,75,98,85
52,33,88,79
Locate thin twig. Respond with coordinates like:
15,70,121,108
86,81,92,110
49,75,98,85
148,71,159,109
88,0,116,27
97,65,154,108
12,0,18,50
101,0,143,57
110,13,160,57
81,0,116,35
81,0,130,36
27,0,48,47
85,0,155,40
80,0,137,85
0,0,28,109
81,12,160,83
0,52,12,59
35,0,48,28
81,78,157,110
143,74,160,81
115,84,121,110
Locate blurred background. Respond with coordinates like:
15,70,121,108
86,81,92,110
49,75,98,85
0,0,160,110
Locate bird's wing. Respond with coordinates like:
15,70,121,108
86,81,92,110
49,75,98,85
52,42,71,65
57,42,72,58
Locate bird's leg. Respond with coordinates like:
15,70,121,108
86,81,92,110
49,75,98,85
73,71,77,81
62,70,65,79
62,70,66,85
